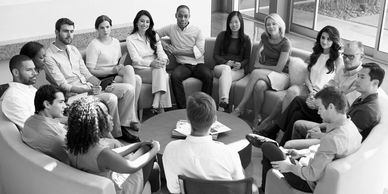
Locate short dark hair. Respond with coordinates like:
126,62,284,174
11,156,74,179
362,62,385,87
9,55,31,74
66,96,106,155
176,5,190,13
20,41,44,59
315,86,347,114
95,15,112,29
34,85,63,113
55,18,74,32
186,92,216,132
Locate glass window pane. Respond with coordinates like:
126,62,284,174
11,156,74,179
379,4,388,53
292,0,315,28
239,0,255,17
258,0,269,15
316,0,384,48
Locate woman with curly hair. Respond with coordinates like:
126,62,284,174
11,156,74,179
66,96,160,194
126,10,172,114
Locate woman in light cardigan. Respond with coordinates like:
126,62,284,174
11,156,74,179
126,10,172,114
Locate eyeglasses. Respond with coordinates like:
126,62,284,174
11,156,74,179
342,53,361,60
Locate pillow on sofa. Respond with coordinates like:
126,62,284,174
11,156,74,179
288,56,308,86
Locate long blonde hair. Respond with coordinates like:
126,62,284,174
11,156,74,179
264,13,286,38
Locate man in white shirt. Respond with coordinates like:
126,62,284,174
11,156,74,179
1,55,37,129
158,5,213,109
44,18,139,142
163,92,245,193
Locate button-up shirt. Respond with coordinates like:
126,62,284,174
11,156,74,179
348,93,380,140
126,32,168,69
163,135,245,193
328,65,362,105
45,43,93,92
294,118,362,190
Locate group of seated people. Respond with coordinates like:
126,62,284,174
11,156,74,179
1,3,386,194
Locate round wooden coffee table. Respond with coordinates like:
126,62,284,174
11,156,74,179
139,109,252,168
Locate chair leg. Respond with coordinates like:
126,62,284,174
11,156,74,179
139,108,143,122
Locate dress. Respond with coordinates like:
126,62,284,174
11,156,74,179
126,32,171,108
162,135,245,193
1,82,36,129
22,114,68,163
256,32,291,90
68,143,144,194
158,24,212,108
213,31,251,100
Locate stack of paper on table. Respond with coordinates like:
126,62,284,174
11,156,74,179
172,120,232,140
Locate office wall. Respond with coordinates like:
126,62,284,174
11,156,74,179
0,0,211,45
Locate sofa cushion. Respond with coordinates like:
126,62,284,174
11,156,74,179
288,56,308,86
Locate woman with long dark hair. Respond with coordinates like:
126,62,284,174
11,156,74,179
257,25,343,132
126,10,172,114
213,11,251,111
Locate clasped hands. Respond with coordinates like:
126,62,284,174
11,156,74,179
226,60,241,71
150,58,168,68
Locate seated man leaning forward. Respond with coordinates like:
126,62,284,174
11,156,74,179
44,18,139,143
163,92,245,194
22,85,69,164
2,55,38,129
246,87,362,193
157,5,213,109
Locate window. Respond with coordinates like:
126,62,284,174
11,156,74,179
291,0,388,61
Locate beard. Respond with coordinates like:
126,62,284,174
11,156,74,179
58,35,72,45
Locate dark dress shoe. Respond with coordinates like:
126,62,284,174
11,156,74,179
245,133,278,148
130,122,141,131
218,101,229,112
118,126,140,143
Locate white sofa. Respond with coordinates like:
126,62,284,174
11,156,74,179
266,89,388,194
0,108,117,194
0,100,153,194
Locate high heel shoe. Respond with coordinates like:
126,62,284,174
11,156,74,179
252,115,263,129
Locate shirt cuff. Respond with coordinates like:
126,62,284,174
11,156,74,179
193,46,202,59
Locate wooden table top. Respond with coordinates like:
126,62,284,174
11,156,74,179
139,109,252,153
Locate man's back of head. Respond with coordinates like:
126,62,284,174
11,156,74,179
9,55,37,85
186,92,216,136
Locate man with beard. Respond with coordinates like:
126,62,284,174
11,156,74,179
158,5,213,109
2,55,38,129
44,18,139,143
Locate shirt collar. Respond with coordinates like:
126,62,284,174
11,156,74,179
133,32,147,42
49,42,68,53
9,82,35,89
186,135,213,142
343,64,362,76
326,118,350,133
352,93,378,105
